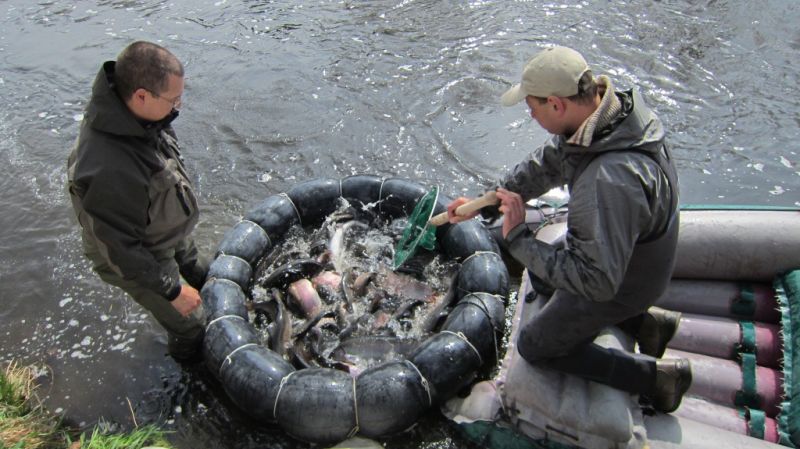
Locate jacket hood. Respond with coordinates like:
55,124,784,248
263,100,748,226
563,89,665,156
84,61,178,138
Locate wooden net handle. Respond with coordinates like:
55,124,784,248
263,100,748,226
428,191,499,227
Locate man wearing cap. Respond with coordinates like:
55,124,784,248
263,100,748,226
447,46,691,413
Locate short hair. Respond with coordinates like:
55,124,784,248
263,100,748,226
114,41,184,100
532,70,597,105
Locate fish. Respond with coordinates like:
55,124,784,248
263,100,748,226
249,289,293,356
286,278,322,319
260,258,324,290
330,335,420,373
420,273,458,333
329,220,369,273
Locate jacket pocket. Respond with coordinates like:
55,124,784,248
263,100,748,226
147,159,197,245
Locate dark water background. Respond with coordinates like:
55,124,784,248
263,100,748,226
1,1,798,448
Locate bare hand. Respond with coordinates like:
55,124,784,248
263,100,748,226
171,284,202,317
446,197,480,223
496,188,525,238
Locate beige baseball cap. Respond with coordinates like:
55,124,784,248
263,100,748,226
500,46,590,106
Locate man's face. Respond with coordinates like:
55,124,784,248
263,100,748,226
139,74,184,122
525,95,562,135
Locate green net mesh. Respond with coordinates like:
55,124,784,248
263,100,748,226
393,186,439,270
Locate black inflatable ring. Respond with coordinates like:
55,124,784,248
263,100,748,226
201,175,510,444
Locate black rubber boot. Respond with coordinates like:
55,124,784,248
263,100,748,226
651,358,692,413
637,307,681,358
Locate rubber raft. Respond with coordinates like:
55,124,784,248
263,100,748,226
443,205,800,449
200,176,510,445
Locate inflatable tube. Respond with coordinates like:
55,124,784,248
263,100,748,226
665,349,783,418
674,396,780,443
673,208,800,282
409,331,483,404
668,313,781,368
657,279,780,324
201,176,509,444
216,220,272,265
274,368,357,443
442,299,502,366
355,360,431,438
439,205,800,449
456,251,510,300
244,194,300,236
646,413,785,449
219,344,294,422
286,178,341,226
378,178,429,217
340,174,384,208
203,316,260,377
442,219,501,261
207,254,252,291
200,278,249,322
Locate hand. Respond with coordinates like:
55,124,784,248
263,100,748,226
496,188,525,239
446,197,480,223
171,284,202,317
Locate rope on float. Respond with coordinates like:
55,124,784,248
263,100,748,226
280,192,303,228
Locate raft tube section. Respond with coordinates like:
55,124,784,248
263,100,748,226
201,175,509,444
440,205,800,449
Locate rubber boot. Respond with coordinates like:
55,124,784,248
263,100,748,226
652,358,692,413
637,306,681,358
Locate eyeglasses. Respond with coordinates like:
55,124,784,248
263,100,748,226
150,90,182,109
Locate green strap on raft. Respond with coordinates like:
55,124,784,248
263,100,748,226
732,283,757,317
735,352,760,408
739,321,757,354
776,270,800,448
750,409,767,440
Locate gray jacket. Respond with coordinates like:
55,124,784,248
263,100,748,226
503,89,679,304
67,62,200,300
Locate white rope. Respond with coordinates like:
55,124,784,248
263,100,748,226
347,376,359,438
241,219,271,247
461,250,499,264
406,360,433,407
279,192,302,227
217,253,251,267
207,276,244,290
272,371,294,420
205,314,246,332
221,343,259,373
377,179,387,215
441,330,483,367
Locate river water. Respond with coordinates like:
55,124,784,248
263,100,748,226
0,1,798,448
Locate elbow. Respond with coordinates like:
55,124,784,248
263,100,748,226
582,270,619,302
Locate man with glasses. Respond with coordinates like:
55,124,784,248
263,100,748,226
67,41,207,362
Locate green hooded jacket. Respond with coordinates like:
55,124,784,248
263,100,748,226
67,61,199,300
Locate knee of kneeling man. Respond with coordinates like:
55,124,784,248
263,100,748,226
517,327,557,361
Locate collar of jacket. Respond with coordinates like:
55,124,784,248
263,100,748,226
565,75,622,147
83,61,178,138
561,87,664,157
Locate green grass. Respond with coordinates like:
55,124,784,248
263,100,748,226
1,362,174,449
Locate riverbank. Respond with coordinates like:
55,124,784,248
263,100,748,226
0,362,173,449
